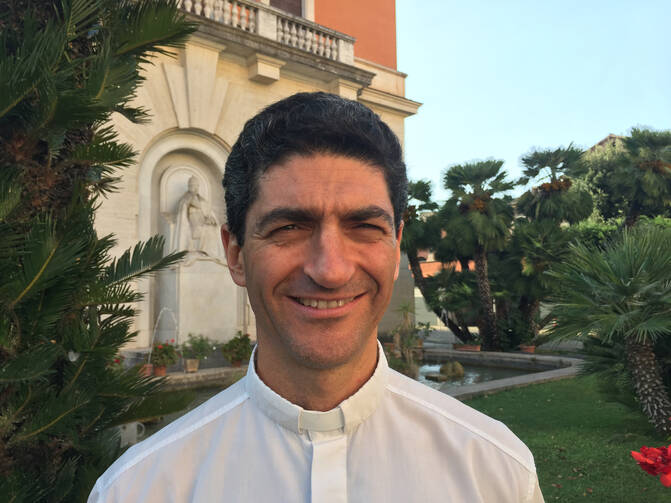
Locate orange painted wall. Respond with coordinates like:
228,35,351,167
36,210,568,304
315,0,397,69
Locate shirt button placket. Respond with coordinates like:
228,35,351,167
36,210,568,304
309,433,348,503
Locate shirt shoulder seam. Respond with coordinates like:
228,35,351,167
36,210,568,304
99,391,250,492
386,383,535,474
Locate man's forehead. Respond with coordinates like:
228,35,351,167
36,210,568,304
255,159,391,209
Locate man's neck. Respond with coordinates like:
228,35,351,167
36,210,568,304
253,336,379,412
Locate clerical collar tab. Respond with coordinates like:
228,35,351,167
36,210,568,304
298,408,345,433
245,341,388,434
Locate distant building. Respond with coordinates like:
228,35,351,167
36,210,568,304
95,0,420,347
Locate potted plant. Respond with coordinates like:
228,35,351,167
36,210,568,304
181,334,214,372
518,327,537,354
150,339,179,376
221,332,253,366
453,335,481,352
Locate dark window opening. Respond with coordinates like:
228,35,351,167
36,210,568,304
270,0,302,17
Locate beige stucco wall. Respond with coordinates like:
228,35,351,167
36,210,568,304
97,32,419,348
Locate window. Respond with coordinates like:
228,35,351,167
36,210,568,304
269,0,301,17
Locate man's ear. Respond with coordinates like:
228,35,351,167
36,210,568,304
221,224,246,287
393,221,404,281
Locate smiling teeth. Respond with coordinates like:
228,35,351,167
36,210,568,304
298,297,355,309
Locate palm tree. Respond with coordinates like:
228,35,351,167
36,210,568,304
402,181,439,305
0,1,195,499
443,160,514,350
546,225,671,435
582,129,671,227
516,145,592,224
512,146,593,342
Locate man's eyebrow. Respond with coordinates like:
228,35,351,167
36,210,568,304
343,205,394,229
254,207,318,232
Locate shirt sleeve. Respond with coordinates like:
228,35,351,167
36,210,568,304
527,474,545,503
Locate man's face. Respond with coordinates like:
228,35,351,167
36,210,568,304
223,153,402,370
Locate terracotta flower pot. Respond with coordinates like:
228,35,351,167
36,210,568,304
453,344,481,352
519,345,536,354
153,365,167,377
231,360,243,368
184,358,200,373
140,363,153,377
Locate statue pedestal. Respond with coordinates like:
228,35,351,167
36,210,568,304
156,255,241,345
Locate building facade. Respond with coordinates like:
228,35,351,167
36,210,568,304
96,0,420,348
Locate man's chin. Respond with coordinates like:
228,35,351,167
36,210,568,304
282,333,374,371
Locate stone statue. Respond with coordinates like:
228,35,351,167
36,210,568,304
172,176,224,259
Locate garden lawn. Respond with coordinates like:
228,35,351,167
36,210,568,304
464,375,669,502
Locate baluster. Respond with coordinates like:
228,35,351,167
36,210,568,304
193,0,202,16
290,24,298,46
240,3,247,29
213,0,223,21
297,26,305,49
277,19,286,43
324,36,332,58
223,0,231,24
304,28,312,52
184,0,192,13
330,38,338,59
231,2,239,27
248,8,256,32
176,0,182,8
204,0,213,18
317,34,325,56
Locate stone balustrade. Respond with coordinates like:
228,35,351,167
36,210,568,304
179,0,355,64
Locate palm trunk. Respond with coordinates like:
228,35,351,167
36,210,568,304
406,249,465,337
626,338,671,436
474,248,499,350
520,297,541,341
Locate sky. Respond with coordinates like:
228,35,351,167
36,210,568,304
396,0,671,202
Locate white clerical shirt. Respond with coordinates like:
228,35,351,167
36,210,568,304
89,346,544,502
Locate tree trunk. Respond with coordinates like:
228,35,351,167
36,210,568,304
474,248,499,350
624,201,641,229
626,338,671,436
520,297,540,341
407,250,447,323
453,312,475,343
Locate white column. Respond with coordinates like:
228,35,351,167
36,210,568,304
302,0,314,21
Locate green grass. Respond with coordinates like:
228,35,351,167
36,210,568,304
464,376,670,502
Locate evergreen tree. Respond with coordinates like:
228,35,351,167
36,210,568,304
582,128,671,227
0,1,195,500
510,145,592,341
443,160,514,350
547,225,671,435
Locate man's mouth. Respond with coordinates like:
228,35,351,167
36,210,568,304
294,297,357,309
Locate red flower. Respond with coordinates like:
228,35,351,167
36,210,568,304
170,339,175,343
114,358,120,364
631,445,671,487
157,344,163,349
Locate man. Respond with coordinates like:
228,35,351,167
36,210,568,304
90,93,544,502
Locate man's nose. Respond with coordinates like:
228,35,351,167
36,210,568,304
303,226,355,289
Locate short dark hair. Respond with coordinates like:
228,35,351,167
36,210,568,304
223,92,407,245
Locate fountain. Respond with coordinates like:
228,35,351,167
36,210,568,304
147,307,179,363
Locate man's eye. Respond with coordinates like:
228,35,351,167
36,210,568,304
352,223,388,236
271,224,301,234
356,223,383,231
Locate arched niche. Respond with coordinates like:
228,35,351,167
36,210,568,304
134,129,255,347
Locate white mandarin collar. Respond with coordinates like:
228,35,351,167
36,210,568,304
245,341,388,435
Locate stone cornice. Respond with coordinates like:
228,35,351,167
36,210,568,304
192,15,375,87
358,87,422,117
